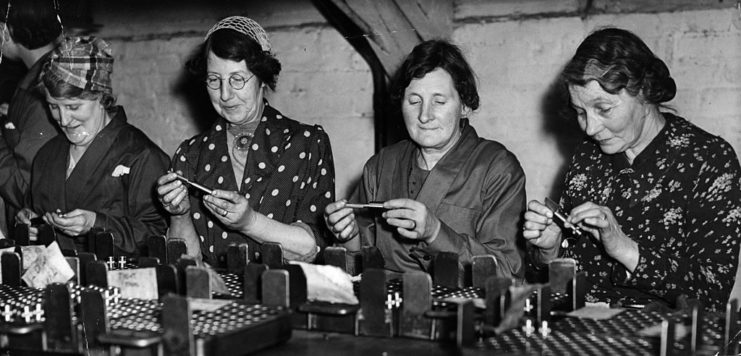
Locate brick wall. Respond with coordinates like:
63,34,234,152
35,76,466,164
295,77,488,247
456,7,741,203
94,1,740,203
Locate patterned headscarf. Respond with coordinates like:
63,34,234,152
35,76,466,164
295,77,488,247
204,16,271,52
41,36,114,95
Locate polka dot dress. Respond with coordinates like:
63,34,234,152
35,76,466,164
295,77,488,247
170,103,335,267
555,114,741,311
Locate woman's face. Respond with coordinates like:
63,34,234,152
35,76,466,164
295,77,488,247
402,67,469,152
45,93,107,147
206,51,263,125
568,80,651,155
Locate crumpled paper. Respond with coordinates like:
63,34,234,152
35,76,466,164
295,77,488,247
21,242,75,289
290,261,358,305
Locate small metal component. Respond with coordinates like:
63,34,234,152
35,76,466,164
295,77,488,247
174,173,214,195
2,304,13,322
544,197,584,236
523,318,535,336
539,320,550,337
345,202,385,209
106,256,116,270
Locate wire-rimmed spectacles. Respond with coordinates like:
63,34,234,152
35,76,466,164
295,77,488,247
205,73,255,90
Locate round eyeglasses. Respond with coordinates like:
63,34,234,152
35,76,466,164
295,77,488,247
205,73,255,90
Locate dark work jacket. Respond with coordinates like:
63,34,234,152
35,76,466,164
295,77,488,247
0,53,58,218
30,107,169,255
357,120,526,278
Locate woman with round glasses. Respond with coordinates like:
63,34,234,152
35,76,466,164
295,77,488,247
156,17,335,267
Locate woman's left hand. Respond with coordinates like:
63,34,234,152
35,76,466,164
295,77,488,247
568,202,638,268
44,209,96,236
382,198,441,244
203,190,256,232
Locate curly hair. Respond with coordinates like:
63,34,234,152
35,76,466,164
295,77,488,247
562,27,676,105
42,74,116,110
390,39,479,111
186,29,281,90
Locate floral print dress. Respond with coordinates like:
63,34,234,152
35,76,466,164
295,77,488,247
559,113,741,311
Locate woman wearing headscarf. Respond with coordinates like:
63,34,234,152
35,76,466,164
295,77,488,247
16,36,170,255
156,17,335,267
524,28,741,311
325,40,526,278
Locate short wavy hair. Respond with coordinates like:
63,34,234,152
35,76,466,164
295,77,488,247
42,74,116,110
186,29,281,90
562,27,676,105
391,39,479,111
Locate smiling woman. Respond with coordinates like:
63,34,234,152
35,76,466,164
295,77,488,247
523,28,741,311
15,36,170,256
156,16,336,268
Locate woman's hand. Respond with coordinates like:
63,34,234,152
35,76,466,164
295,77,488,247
44,209,96,236
324,200,359,242
203,190,256,232
157,171,191,215
383,198,440,243
15,208,39,241
568,202,638,270
523,200,563,252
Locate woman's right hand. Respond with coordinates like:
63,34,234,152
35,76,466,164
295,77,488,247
324,200,359,242
523,200,563,251
156,171,191,215
15,208,39,241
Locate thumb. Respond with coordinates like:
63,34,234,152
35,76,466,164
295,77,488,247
63,209,86,217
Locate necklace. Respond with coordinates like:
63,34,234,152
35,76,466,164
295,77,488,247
227,121,259,153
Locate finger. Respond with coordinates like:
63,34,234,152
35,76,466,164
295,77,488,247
527,200,553,218
204,194,234,213
569,207,604,225
16,212,31,225
568,202,601,219
51,214,78,228
337,222,359,241
42,213,54,226
62,209,84,217
209,189,240,203
522,229,543,240
28,227,38,242
331,213,355,234
158,178,184,198
583,216,610,229
580,224,600,238
522,219,548,232
157,172,179,186
162,184,187,205
385,217,416,231
383,198,418,210
44,212,62,227
326,208,353,226
170,189,190,211
324,200,347,215
524,210,551,226
383,207,416,221
204,201,228,218
396,226,420,239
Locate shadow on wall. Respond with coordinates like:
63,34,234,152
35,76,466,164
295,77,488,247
538,67,585,200
172,44,217,133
